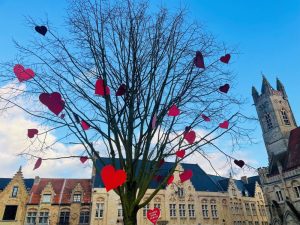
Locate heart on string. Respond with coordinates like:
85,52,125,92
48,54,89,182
168,105,180,117
234,159,245,168
185,126,191,133
152,114,157,129
219,84,230,93
184,130,196,144
147,208,160,225
116,84,126,96
39,92,65,115
35,25,47,36
13,64,35,82
201,114,211,122
81,120,90,130
60,114,65,119
101,165,127,192
80,156,89,164
220,54,231,64
27,129,38,138
95,79,110,96
167,175,174,185
219,120,229,129
176,149,185,158
193,51,205,69
179,169,193,183
33,158,42,170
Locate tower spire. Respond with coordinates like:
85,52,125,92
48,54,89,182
261,75,273,95
276,77,287,99
252,86,259,104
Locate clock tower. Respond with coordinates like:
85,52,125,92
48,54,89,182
252,76,297,161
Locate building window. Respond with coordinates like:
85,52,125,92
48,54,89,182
211,204,218,218
143,204,150,217
179,204,186,218
39,211,49,224
202,200,209,218
73,194,81,203
177,188,184,198
258,192,262,199
294,185,300,198
188,204,195,218
254,222,259,225
281,109,290,125
245,203,251,216
59,211,70,225
79,211,90,224
231,188,237,196
249,222,253,225
117,204,123,217
265,113,273,129
169,204,176,217
95,203,104,218
42,194,51,203
251,203,257,215
154,203,161,209
11,186,18,198
275,190,284,202
2,205,18,221
261,206,266,216
26,211,37,224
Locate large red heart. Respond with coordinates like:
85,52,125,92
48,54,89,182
176,149,185,158
234,159,245,168
80,156,89,164
219,120,229,129
81,120,90,130
39,92,65,116
168,105,180,116
167,175,174,185
116,84,126,96
27,129,38,138
101,165,127,192
179,169,193,183
33,158,42,170
13,64,35,82
95,79,110,96
220,54,231,64
184,130,196,144
147,208,160,225
194,51,205,69
219,84,230,93
201,114,211,122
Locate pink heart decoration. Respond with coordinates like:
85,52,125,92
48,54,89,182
101,165,127,192
80,156,89,164
184,130,196,144
147,208,161,225
152,114,157,129
60,114,65,119
176,149,185,158
39,92,65,115
27,129,38,138
179,169,193,183
33,158,42,170
234,159,245,168
168,105,180,117
81,120,90,130
193,51,205,69
220,54,231,64
95,79,110,96
201,114,211,122
167,175,174,185
13,64,35,82
219,84,230,93
116,84,126,96
219,120,229,129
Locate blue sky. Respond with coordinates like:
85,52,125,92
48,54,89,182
0,0,299,176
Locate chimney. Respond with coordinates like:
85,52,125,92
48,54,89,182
34,176,40,184
241,176,248,184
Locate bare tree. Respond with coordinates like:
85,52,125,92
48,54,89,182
0,0,254,224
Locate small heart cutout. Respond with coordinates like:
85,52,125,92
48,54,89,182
167,175,174,185
220,54,231,64
179,169,193,183
116,84,126,96
194,51,205,69
35,25,47,36
184,130,196,144
168,105,180,117
80,156,89,164
27,129,38,138
60,114,65,119
176,149,185,158
33,158,42,170
147,208,161,225
219,120,229,129
219,84,230,93
101,165,127,192
95,79,110,96
39,92,65,116
234,159,245,168
201,114,211,122
81,120,90,130
13,64,35,82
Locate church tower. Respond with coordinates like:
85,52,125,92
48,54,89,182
252,76,297,161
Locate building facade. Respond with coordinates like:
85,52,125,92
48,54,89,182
253,77,300,225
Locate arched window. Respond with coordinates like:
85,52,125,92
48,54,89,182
265,113,273,129
79,209,90,224
292,181,300,199
210,200,218,218
201,199,209,218
95,198,105,218
59,209,70,225
274,186,284,202
26,209,37,225
39,209,49,224
281,109,290,125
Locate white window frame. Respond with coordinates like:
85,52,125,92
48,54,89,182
169,204,176,217
95,203,104,218
179,204,186,218
188,204,195,218
42,194,51,203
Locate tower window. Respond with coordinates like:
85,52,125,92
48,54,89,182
265,113,273,129
280,109,290,125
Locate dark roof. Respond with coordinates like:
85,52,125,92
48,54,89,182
0,178,34,191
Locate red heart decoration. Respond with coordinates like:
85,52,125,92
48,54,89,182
219,84,230,93
33,158,42,170
234,159,245,168
80,156,89,164
220,54,231,64
13,64,35,82
147,208,160,225
81,120,90,130
184,130,196,144
193,51,205,69
219,120,229,129
95,79,110,96
152,114,157,129
101,165,127,192
60,114,65,119
27,129,38,138
201,114,211,122
176,149,185,158
167,175,174,185
168,105,180,117
39,92,65,116
116,84,126,96
179,169,193,183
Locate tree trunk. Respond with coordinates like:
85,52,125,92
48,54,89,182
123,208,138,225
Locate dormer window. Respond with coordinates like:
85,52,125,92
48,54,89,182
281,109,290,125
11,186,18,198
177,187,185,198
73,193,82,203
42,194,51,203
265,113,273,129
